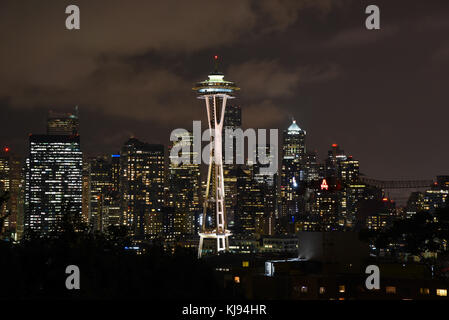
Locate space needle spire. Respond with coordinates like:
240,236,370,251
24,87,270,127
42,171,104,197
193,56,240,258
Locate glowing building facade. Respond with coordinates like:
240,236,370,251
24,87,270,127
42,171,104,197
24,135,83,234
223,104,242,231
0,147,21,239
280,120,306,219
120,138,164,239
167,131,201,238
88,156,121,232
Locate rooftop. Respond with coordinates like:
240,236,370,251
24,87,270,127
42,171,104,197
287,119,305,134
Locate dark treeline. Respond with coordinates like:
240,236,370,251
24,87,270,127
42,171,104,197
360,205,449,279
0,215,222,299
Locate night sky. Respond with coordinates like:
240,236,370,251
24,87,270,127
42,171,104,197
1,0,448,180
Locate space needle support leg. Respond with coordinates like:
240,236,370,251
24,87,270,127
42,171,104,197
198,95,214,259
202,95,213,233
198,236,204,259
214,95,228,253
221,96,229,251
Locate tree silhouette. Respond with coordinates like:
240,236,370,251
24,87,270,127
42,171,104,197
370,205,449,278
1,204,224,299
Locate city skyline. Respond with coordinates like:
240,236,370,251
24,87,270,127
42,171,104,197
1,1,449,304
1,0,449,181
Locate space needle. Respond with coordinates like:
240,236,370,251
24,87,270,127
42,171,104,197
193,56,239,258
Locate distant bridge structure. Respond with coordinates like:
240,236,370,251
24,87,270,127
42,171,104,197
359,176,434,189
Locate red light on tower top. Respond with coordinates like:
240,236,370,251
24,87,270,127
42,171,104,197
212,55,220,73
332,144,338,148
4,147,9,153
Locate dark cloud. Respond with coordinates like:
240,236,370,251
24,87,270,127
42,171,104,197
1,0,449,182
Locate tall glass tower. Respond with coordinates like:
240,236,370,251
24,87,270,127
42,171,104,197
120,138,165,239
0,147,21,239
167,131,201,238
280,119,306,220
24,135,83,234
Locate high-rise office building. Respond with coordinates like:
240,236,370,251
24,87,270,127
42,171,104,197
24,135,83,234
341,183,366,229
234,165,264,236
167,131,201,239
253,144,277,235
120,138,164,239
47,107,79,136
423,176,449,213
223,105,242,230
339,156,360,185
304,152,322,183
325,144,348,187
111,153,121,192
406,191,426,217
233,144,277,237
88,156,111,231
81,156,90,224
280,119,306,219
87,156,121,232
310,186,340,231
357,197,396,231
223,105,242,128
0,147,21,239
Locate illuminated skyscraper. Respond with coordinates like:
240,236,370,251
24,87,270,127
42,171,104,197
342,183,366,229
223,104,242,231
234,147,276,238
280,119,306,219
81,156,90,224
340,156,360,185
234,165,263,236
252,144,277,235
24,135,83,234
423,176,449,213
310,186,340,231
304,152,321,182
88,156,121,232
47,107,79,135
325,143,346,186
193,56,239,258
0,147,21,239
88,156,111,231
167,131,201,238
223,105,242,128
120,138,164,239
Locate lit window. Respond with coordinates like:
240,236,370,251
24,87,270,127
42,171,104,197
319,287,326,294
420,288,430,295
386,286,396,294
339,285,345,293
437,289,447,297
234,276,240,284
242,261,249,267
